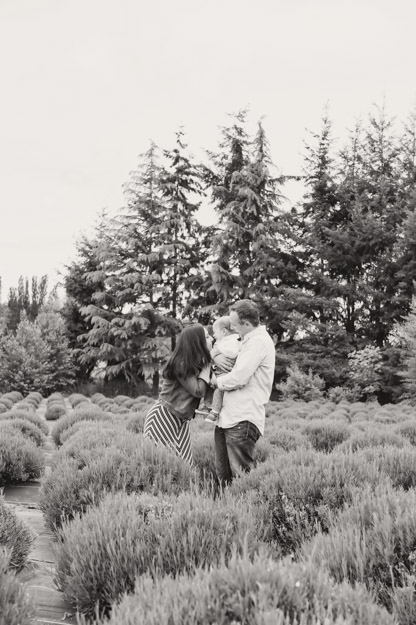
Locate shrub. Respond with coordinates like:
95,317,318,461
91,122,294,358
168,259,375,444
229,449,382,555
54,421,127,466
45,403,67,420
48,392,64,402
39,434,193,531
267,426,310,451
0,548,35,625
112,406,130,415
57,419,119,447
125,410,146,433
396,420,416,446
130,396,155,412
1,410,48,436
90,393,105,403
0,397,14,410
276,364,325,401
4,391,23,402
12,402,35,413
0,429,44,485
0,419,46,447
51,407,108,446
0,498,35,569
192,431,217,485
0,314,74,394
306,484,416,613
55,490,261,618
114,394,130,405
75,401,93,411
122,398,136,408
327,386,360,403
0,403,6,414
68,393,88,407
359,445,416,490
87,550,393,625
25,391,42,405
339,428,408,451
304,420,350,452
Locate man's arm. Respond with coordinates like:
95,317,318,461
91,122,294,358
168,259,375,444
212,352,235,372
216,339,263,391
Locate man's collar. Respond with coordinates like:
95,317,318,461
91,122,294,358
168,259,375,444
241,325,264,343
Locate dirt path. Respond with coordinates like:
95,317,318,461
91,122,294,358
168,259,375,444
3,399,76,625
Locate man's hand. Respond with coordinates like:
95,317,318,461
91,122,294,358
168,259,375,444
213,353,234,372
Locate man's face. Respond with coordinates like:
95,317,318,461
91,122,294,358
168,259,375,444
229,310,250,338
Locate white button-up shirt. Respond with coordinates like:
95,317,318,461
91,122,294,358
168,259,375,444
216,325,275,435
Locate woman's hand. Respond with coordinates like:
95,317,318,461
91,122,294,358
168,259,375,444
213,353,234,372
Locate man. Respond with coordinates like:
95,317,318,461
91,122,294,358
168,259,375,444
211,299,276,485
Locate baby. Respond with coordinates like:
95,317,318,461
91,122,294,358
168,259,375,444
196,316,241,423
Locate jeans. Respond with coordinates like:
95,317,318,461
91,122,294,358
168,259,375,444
214,421,261,486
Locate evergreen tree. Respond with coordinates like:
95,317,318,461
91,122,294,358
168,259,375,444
282,110,352,386
77,132,206,387
157,129,206,324
77,152,177,389
117,141,166,308
393,107,416,309
62,228,108,380
205,110,250,308
390,295,416,396
358,104,403,346
6,275,49,332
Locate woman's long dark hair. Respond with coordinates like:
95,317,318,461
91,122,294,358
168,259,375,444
164,324,211,380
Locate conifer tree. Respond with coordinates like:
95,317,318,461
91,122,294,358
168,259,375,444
157,129,206,324
112,141,166,309
206,112,295,322
6,275,49,332
391,295,416,396
75,132,207,386
62,233,103,379
205,110,250,308
358,104,404,345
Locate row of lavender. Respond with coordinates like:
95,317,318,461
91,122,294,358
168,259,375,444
4,397,416,623
0,390,154,624
29,400,416,623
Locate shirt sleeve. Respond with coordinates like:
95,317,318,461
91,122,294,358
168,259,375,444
219,340,241,358
178,365,211,398
210,345,220,358
217,339,263,391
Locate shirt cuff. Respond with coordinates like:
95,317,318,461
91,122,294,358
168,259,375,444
198,364,211,383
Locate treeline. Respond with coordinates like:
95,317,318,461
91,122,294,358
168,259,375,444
2,106,416,402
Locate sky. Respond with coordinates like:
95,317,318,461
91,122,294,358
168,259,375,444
0,0,415,301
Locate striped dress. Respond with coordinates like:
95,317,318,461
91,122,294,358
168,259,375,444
144,400,193,465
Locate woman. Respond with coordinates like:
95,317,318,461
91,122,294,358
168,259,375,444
144,324,212,464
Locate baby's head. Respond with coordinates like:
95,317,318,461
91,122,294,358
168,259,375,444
213,316,235,342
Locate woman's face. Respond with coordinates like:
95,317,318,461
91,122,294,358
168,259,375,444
204,329,213,350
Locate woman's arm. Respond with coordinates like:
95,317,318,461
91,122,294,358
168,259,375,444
177,364,211,398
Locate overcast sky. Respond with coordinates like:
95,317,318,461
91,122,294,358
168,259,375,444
0,0,414,301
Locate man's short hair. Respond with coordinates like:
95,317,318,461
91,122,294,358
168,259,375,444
229,300,259,326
